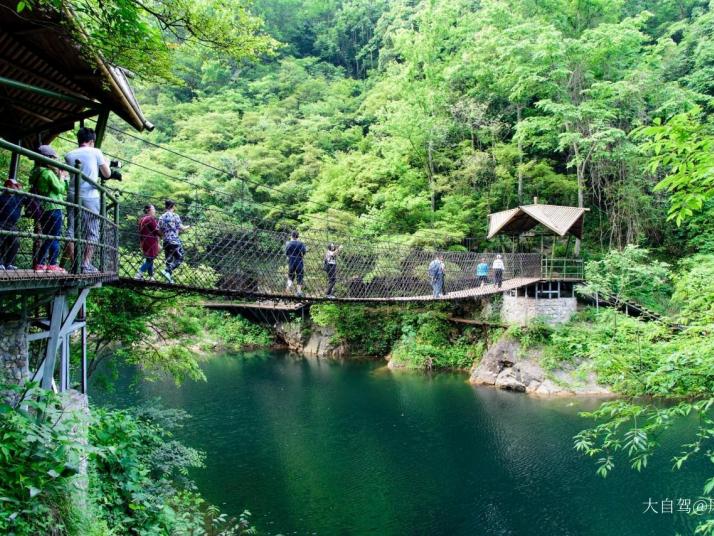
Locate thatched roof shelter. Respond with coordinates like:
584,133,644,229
487,204,587,239
0,1,152,145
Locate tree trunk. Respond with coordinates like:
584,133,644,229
427,139,436,213
516,104,524,203
574,163,585,256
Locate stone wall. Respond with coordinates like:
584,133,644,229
501,295,577,325
0,320,29,402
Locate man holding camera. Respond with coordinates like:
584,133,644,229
64,127,118,273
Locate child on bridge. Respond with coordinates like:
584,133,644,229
476,258,489,287
135,204,161,281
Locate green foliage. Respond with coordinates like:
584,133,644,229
506,317,555,350
671,254,714,326
0,385,85,535
578,245,672,314
389,311,484,370
87,288,273,385
107,0,714,251
574,399,714,534
311,303,486,369
311,303,402,355
202,311,274,348
634,106,714,225
23,0,275,82
0,386,255,535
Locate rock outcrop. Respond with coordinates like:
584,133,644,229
274,321,348,358
470,336,611,396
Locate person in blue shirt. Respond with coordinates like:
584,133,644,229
285,230,307,297
476,258,489,287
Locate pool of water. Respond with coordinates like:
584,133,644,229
93,351,706,535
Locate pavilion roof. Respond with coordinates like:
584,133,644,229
0,2,153,144
487,204,587,239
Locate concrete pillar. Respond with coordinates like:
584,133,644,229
0,320,29,404
501,294,577,326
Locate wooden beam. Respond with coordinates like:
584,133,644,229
0,58,87,99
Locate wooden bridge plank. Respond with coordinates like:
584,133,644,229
118,276,541,303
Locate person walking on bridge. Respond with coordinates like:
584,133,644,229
159,199,189,284
285,230,307,297
135,204,161,281
492,254,505,289
476,258,489,287
428,255,445,298
324,242,342,298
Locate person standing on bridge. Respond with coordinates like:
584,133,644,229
285,230,307,297
64,127,113,273
324,242,342,298
0,176,24,270
135,204,162,281
159,199,189,284
32,145,68,273
492,254,505,289
476,258,489,287
428,254,445,298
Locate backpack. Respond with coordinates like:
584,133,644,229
323,256,329,271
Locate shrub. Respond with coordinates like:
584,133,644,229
0,387,256,535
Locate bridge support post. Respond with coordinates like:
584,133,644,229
0,318,30,404
30,289,91,393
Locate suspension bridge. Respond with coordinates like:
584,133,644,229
0,6,584,396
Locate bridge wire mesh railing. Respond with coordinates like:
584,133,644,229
116,192,542,301
0,139,119,288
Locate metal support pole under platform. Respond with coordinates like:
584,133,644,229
31,288,92,393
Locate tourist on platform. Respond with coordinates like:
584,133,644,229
135,204,161,281
0,176,24,270
285,230,307,297
323,242,342,298
65,127,112,273
159,199,189,284
32,145,68,273
476,258,489,287
492,254,505,289
428,254,445,298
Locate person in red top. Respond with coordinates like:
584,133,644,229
134,204,161,280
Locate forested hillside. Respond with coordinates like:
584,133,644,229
105,0,714,255
4,1,714,534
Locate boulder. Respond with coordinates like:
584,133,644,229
302,326,348,358
513,361,544,386
494,367,526,392
532,379,569,396
469,337,520,385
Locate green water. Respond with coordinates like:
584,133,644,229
94,351,706,535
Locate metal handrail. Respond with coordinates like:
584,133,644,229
0,141,119,282
0,138,117,203
541,257,584,279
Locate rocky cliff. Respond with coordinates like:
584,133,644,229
469,336,612,396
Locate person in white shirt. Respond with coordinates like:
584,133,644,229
492,254,505,288
64,127,111,273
